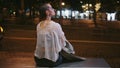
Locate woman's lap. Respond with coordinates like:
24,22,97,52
34,51,85,67
34,54,63,67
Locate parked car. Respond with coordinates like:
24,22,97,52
0,25,3,41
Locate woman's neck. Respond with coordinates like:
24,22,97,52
45,16,51,21
40,17,52,28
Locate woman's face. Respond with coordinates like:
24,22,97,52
46,4,55,16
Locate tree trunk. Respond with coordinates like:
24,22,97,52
93,0,98,28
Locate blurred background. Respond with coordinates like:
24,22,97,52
0,0,120,25
0,0,120,68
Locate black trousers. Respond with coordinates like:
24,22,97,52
34,53,63,67
34,51,85,67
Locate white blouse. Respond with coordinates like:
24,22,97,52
34,21,75,62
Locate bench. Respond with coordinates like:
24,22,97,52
55,58,110,68
37,58,111,68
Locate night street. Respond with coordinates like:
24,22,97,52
0,23,120,68
0,0,120,68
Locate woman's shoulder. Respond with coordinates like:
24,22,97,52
51,21,61,27
36,21,61,29
36,21,42,28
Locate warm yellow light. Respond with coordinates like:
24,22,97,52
95,3,101,11
82,5,86,8
61,2,65,6
0,26,3,32
86,4,88,7
89,4,92,7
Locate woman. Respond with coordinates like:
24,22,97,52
34,2,85,67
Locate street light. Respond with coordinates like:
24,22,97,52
60,0,65,18
80,1,83,4
117,1,120,3
61,2,65,6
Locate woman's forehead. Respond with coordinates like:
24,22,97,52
46,4,52,7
